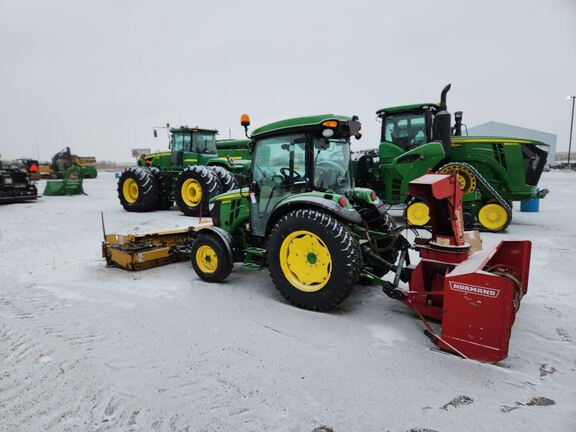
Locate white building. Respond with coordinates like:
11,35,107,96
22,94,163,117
468,121,557,164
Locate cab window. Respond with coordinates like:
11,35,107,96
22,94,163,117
193,132,217,154
172,133,191,152
384,114,427,149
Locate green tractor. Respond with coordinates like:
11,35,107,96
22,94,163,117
354,84,549,231
118,126,251,216
189,114,407,310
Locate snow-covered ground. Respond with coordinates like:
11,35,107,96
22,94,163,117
0,171,575,432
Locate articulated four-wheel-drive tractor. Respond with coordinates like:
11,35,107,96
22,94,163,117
104,114,533,363
354,84,549,232
117,126,251,216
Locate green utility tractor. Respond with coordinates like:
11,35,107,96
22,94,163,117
118,126,251,216
189,114,409,311
354,84,549,231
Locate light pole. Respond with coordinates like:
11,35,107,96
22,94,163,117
567,96,575,166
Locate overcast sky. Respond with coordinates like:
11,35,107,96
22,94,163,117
1,0,575,162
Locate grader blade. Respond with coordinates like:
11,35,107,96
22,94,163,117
102,223,212,271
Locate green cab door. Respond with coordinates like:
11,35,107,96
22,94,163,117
171,132,190,171
249,133,307,237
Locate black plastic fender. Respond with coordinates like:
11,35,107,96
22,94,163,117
196,226,237,263
270,196,363,229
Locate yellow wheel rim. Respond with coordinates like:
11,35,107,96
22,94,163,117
196,245,218,273
182,178,203,207
123,178,139,204
279,230,332,292
439,165,477,193
478,203,509,231
406,202,430,226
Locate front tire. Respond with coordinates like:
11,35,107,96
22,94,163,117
117,167,160,212
175,166,222,216
268,209,360,311
191,234,233,282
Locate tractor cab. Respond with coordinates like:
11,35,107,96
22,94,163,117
376,84,453,164
169,127,218,169
247,114,362,237
377,102,439,152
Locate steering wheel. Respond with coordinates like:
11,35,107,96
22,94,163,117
280,167,303,180
315,160,346,176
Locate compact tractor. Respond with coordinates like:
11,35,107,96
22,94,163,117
104,114,533,363
117,126,251,216
354,84,549,231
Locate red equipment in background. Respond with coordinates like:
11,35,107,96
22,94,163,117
404,173,531,363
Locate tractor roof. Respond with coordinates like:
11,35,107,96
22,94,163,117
170,126,218,134
252,114,353,138
376,102,440,116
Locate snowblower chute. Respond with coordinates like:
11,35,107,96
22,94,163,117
401,173,531,363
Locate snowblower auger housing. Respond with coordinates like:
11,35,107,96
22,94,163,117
401,173,531,363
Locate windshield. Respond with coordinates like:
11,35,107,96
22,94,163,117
193,132,217,154
313,138,352,194
383,113,427,149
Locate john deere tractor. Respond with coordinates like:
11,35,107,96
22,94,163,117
189,114,407,310
118,126,251,216
354,84,549,231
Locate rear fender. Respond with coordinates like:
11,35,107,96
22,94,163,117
267,194,362,235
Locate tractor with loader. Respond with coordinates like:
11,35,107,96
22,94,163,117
117,125,251,216
103,113,533,363
39,147,98,179
354,84,549,231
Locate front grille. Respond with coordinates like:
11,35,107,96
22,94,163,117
392,178,402,201
521,144,548,186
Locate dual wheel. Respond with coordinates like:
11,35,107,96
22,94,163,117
191,209,360,312
118,165,237,216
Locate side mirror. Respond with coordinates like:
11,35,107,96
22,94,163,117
153,129,158,138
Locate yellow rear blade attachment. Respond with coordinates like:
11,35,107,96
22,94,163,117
102,222,212,271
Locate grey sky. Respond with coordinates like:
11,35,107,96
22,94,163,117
1,0,574,162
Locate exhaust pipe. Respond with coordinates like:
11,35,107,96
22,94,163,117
433,83,453,156
440,84,451,110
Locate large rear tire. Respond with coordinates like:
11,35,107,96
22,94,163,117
210,166,238,192
117,167,160,212
150,168,172,210
268,209,360,311
175,166,222,216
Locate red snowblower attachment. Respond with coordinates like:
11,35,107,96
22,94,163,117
403,174,531,363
